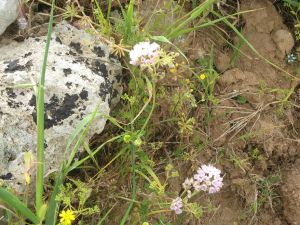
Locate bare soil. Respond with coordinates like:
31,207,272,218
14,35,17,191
181,0,300,224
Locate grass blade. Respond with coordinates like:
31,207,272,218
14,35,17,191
124,0,135,41
0,188,39,224
96,203,116,225
166,0,216,39
44,169,65,225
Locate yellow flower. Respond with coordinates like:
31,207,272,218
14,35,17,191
170,68,177,74
199,73,206,80
59,210,75,225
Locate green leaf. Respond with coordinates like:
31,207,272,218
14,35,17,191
234,95,247,104
45,169,65,225
0,188,39,224
37,204,48,222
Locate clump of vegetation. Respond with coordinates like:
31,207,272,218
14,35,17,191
0,0,298,224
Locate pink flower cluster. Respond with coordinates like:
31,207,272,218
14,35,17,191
170,165,223,215
129,42,160,66
170,197,183,215
183,164,223,194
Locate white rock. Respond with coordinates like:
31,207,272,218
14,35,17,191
0,21,122,189
0,0,19,35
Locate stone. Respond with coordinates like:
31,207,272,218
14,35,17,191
0,0,19,35
0,21,122,189
272,29,295,56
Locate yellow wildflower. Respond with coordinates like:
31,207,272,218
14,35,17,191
59,209,75,225
199,73,206,80
170,68,177,74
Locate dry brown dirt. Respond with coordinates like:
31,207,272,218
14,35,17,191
180,0,300,224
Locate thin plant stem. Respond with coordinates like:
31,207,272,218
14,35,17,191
120,144,136,225
36,0,55,213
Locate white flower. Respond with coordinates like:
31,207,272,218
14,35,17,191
170,197,183,214
182,178,194,190
129,42,160,66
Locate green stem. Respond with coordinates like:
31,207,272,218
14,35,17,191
141,78,156,132
36,0,55,213
120,77,156,224
120,144,136,225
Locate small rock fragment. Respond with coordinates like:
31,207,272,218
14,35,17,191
0,0,19,35
272,29,294,56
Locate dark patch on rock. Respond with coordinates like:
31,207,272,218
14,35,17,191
99,81,112,103
0,173,13,180
55,36,62,44
112,89,119,99
23,52,32,58
30,94,79,129
92,61,108,78
4,59,26,73
29,95,36,107
7,101,22,108
109,53,119,60
5,151,16,162
80,75,90,81
63,68,72,76
25,60,33,70
93,46,105,57
6,88,17,99
66,82,72,89
116,73,122,83
69,50,77,56
52,67,56,71
45,94,79,128
70,42,83,54
6,88,23,108
79,89,88,100
78,105,87,112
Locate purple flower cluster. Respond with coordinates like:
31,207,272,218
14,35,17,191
170,197,183,215
129,42,160,66
193,165,223,193
183,164,223,194
170,165,223,215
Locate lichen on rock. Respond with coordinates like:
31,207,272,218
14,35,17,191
0,21,122,190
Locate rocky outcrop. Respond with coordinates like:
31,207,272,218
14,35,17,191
0,21,122,189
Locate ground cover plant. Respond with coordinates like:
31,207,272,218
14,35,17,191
0,0,300,224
